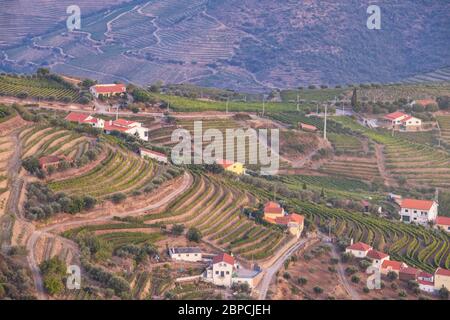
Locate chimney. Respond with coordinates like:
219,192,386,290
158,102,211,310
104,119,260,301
350,238,354,245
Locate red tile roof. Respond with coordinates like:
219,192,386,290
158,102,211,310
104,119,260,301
114,119,136,127
299,123,317,131
264,201,283,214
213,253,235,265
384,111,407,121
417,279,434,286
435,268,450,277
367,249,389,260
274,214,304,226
418,271,433,279
140,148,166,158
92,84,126,94
104,122,129,132
401,199,435,211
65,112,90,123
346,242,372,252
381,260,405,271
400,266,420,276
436,216,450,226
216,159,234,169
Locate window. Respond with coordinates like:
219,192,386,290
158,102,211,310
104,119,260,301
413,210,417,214
226,271,230,275
405,209,409,213
215,271,219,275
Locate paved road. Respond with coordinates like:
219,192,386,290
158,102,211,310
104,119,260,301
257,238,310,300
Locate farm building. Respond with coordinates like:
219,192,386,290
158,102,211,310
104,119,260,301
298,122,318,132
434,268,450,291
345,242,373,258
216,159,245,175
381,260,407,275
366,250,390,268
399,266,421,281
169,247,202,262
65,112,105,128
203,253,261,289
273,213,305,238
90,84,126,98
140,148,168,163
382,111,422,131
38,155,71,171
435,216,450,233
104,119,149,141
411,99,437,108
263,201,285,222
399,199,438,226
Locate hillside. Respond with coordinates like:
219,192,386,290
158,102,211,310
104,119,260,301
0,0,449,92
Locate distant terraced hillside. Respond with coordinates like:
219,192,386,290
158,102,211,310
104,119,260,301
0,0,449,91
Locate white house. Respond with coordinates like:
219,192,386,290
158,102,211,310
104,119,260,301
169,247,202,262
139,147,168,164
400,199,438,226
401,115,422,131
345,242,373,258
417,271,435,293
435,216,450,233
104,119,149,141
366,249,390,269
90,84,126,98
204,253,235,287
383,111,409,127
203,253,261,289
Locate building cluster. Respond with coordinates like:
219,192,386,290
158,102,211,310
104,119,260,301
65,112,149,141
263,201,305,238
38,155,72,171
346,241,450,294
382,111,422,131
169,248,262,289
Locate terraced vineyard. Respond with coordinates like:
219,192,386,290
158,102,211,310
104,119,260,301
143,173,289,260
319,156,381,181
335,117,450,188
0,75,81,102
328,133,365,155
0,133,13,217
49,146,158,199
437,115,450,145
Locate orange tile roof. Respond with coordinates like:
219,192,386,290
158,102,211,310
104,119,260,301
346,242,372,252
114,119,137,127
401,199,435,211
435,268,450,277
264,201,283,214
299,123,317,131
417,279,434,286
140,148,166,158
213,253,235,265
384,111,407,121
216,159,234,169
92,84,126,94
436,216,450,226
65,112,90,123
381,260,405,271
400,266,420,275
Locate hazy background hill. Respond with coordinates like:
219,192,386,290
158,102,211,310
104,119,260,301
0,0,449,92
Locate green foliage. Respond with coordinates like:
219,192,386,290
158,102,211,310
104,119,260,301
39,257,66,296
186,227,202,242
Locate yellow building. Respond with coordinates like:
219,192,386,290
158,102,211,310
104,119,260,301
434,268,450,291
216,159,245,175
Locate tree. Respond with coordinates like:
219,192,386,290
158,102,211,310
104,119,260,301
351,88,358,109
37,68,50,77
313,286,323,294
387,271,398,281
83,196,97,210
171,224,185,236
438,286,449,300
297,277,307,286
111,193,127,204
186,227,202,242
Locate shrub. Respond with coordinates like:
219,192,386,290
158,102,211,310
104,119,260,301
111,193,127,204
297,277,307,286
186,227,202,242
313,286,323,294
171,224,185,236
351,275,360,283
387,271,398,281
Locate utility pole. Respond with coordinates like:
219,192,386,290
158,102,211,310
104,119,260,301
296,92,300,112
226,97,229,114
262,95,266,116
324,103,327,140
316,103,319,115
